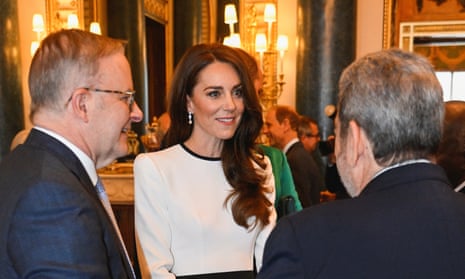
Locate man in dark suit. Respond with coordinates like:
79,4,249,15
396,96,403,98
264,105,324,207
258,49,465,278
0,29,143,278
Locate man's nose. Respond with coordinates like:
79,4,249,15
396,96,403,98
130,101,144,123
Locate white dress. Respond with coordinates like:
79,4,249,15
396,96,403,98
134,144,276,278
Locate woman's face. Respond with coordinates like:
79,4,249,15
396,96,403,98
187,61,245,144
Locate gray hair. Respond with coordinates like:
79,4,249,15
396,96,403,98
337,49,444,166
28,29,126,119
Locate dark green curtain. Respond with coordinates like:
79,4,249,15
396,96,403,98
296,0,356,140
0,0,24,160
106,0,148,135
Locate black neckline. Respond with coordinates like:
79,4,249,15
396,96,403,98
180,143,221,161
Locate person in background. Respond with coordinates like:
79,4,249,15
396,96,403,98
234,47,302,217
297,116,320,154
318,106,350,200
134,43,276,278
264,105,324,207
297,115,337,201
258,49,465,278
0,29,142,278
323,140,350,200
435,100,465,193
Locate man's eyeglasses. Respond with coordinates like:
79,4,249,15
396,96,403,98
83,87,136,111
305,133,320,138
84,88,135,110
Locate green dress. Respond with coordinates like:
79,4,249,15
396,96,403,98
260,144,303,218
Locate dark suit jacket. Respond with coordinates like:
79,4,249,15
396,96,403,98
0,129,134,278
258,163,465,278
286,141,324,207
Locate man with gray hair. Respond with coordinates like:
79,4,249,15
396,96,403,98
258,49,465,278
0,29,142,278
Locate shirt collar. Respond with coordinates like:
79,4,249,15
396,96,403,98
371,159,432,181
283,138,299,154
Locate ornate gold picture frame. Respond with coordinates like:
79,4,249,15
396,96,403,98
46,0,85,32
382,0,395,49
383,0,465,49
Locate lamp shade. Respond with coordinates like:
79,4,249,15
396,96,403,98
67,14,79,29
255,33,267,52
224,34,241,48
90,22,101,34
277,35,288,51
264,4,276,23
32,14,45,33
224,4,238,24
30,41,40,56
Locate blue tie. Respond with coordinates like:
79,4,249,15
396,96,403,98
95,177,135,277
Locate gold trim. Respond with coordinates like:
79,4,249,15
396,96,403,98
399,21,465,51
240,0,281,111
413,24,465,33
46,0,85,33
144,0,168,23
200,0,211,43
382,0,394,49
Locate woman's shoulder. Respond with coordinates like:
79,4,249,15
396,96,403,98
134,144,183,165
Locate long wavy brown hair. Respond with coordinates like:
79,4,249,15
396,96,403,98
164,43,272,229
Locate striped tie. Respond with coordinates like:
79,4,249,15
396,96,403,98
95,177,135,277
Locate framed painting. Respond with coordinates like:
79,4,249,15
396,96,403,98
383,0,465,49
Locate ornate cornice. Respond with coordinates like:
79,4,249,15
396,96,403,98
144,0,168,23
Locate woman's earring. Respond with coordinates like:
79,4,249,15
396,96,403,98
188,111,193,125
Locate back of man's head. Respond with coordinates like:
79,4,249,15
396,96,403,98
337,49,444,166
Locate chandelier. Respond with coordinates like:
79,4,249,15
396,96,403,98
223,2,288,111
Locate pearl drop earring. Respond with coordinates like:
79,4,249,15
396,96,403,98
188,112,193,125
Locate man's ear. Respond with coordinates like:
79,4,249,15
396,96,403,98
69,88,90,123
281,118,291,131
346,120,364,166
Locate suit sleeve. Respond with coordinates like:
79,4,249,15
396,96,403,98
279,154,303,211
256,217,306,279
287,153,312,207
8,181,114,278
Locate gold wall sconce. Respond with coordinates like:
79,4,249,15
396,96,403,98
223,1,288,111
31,0,102,56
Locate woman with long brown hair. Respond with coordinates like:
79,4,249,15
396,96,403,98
134,43,276,278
